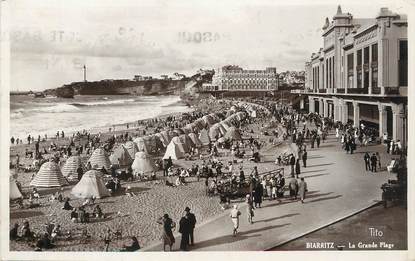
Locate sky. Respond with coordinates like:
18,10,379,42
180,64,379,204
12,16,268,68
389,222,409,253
7,0,406,91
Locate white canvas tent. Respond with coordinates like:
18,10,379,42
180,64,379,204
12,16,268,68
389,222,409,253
131,151,157,175
10,178,23,200
198,128,211,145
110,145,133,168
30,161,69,187
163,141,185,160
71,170,110,199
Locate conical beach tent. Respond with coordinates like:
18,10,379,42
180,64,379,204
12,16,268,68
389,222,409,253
71,170,110,199
132,151,156,174
88,148,111,170
30,161,69,187
110,145,133,168
171,136,190,153
61,155,83,179
10,178,23,200
163,141,185,160
179,134,195,149
199,128,211,145
188,133,202,147
124,141,139,158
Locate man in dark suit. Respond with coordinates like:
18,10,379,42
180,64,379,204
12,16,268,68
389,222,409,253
179,212,191,251
185,207,197,246
370,153,378,172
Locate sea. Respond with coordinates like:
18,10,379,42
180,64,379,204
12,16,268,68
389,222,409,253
10,95,192,140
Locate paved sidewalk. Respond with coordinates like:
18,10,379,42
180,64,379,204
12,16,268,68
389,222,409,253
143,131,396,251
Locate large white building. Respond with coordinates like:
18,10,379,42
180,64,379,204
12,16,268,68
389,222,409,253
202,65,278,92
298,6,407,146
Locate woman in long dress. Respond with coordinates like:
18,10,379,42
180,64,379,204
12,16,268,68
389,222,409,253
298,178,308,203
157,214,176,251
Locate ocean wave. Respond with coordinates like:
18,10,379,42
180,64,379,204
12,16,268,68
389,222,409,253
10,109,25,119
70,98,136,107
33,104,81,113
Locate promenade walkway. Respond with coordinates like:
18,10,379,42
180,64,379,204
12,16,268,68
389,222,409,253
143,130,396,251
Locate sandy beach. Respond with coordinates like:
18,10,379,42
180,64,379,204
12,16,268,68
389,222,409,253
9,97,289,251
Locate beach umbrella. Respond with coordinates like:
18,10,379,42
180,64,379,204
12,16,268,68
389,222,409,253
71,170,110,199
224,127,242,141
88,148,111,171
10,178,23,200
61,155,83,180
30,161,69,187
163,141,185,160
110,145,133,168
124,141,139,159
132,151,157,175
188,133,202,147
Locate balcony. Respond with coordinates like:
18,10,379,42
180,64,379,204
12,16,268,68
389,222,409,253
336,88,345,94
372,87,381,94
318,89,327,93
384,87,400,95
347,88,368,94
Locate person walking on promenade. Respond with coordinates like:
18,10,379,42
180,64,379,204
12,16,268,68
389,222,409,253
290,154,296,177
245,194,255,224
253,182,263,208
179,214,191,251
298,178,308,203
184,207,196,246
316,135,321,148
230,205,241,236
289,177,298,200
370,153,378,172
157,214,176,251
103,228,112,252
302,150,307,168
310,136,315,148
295,159,301,179
364,152,371,171
376,152,381,170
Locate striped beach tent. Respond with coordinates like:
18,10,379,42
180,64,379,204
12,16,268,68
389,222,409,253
133,137,150,154
10,178,23,200
71,170,110,199
110,145,133,168
30,161,69,187
155,132,169,147
179,134,195,149
61,155,83,179
132,151,156,175
188,133,202,148
124,141,139,159
88,148,111,171
171,136,190,153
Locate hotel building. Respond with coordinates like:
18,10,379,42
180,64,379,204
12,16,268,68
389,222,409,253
298,6,407,146
202,65,278,92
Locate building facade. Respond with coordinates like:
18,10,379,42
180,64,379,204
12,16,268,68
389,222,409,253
202,65,278,92
299,6,407,145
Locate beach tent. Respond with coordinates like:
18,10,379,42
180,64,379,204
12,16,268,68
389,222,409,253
198,129,211,145
124,141,139,159
209,124,223,140
132,151,157,174
61,155,83,180
188,133,202,147
10,178,23,200
173,129,185,136
88,148,111,171
202,115,216,127
182,125,193,134
221,121,233,131
134,137,150,154
193,119,206,131
163,141,185,160
30,161,69,187
150,135,164,154
155,132,169,147
179,134,195,149
71,170,110,199
224,127,242,141
110,145,133,168
171,136,190,153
